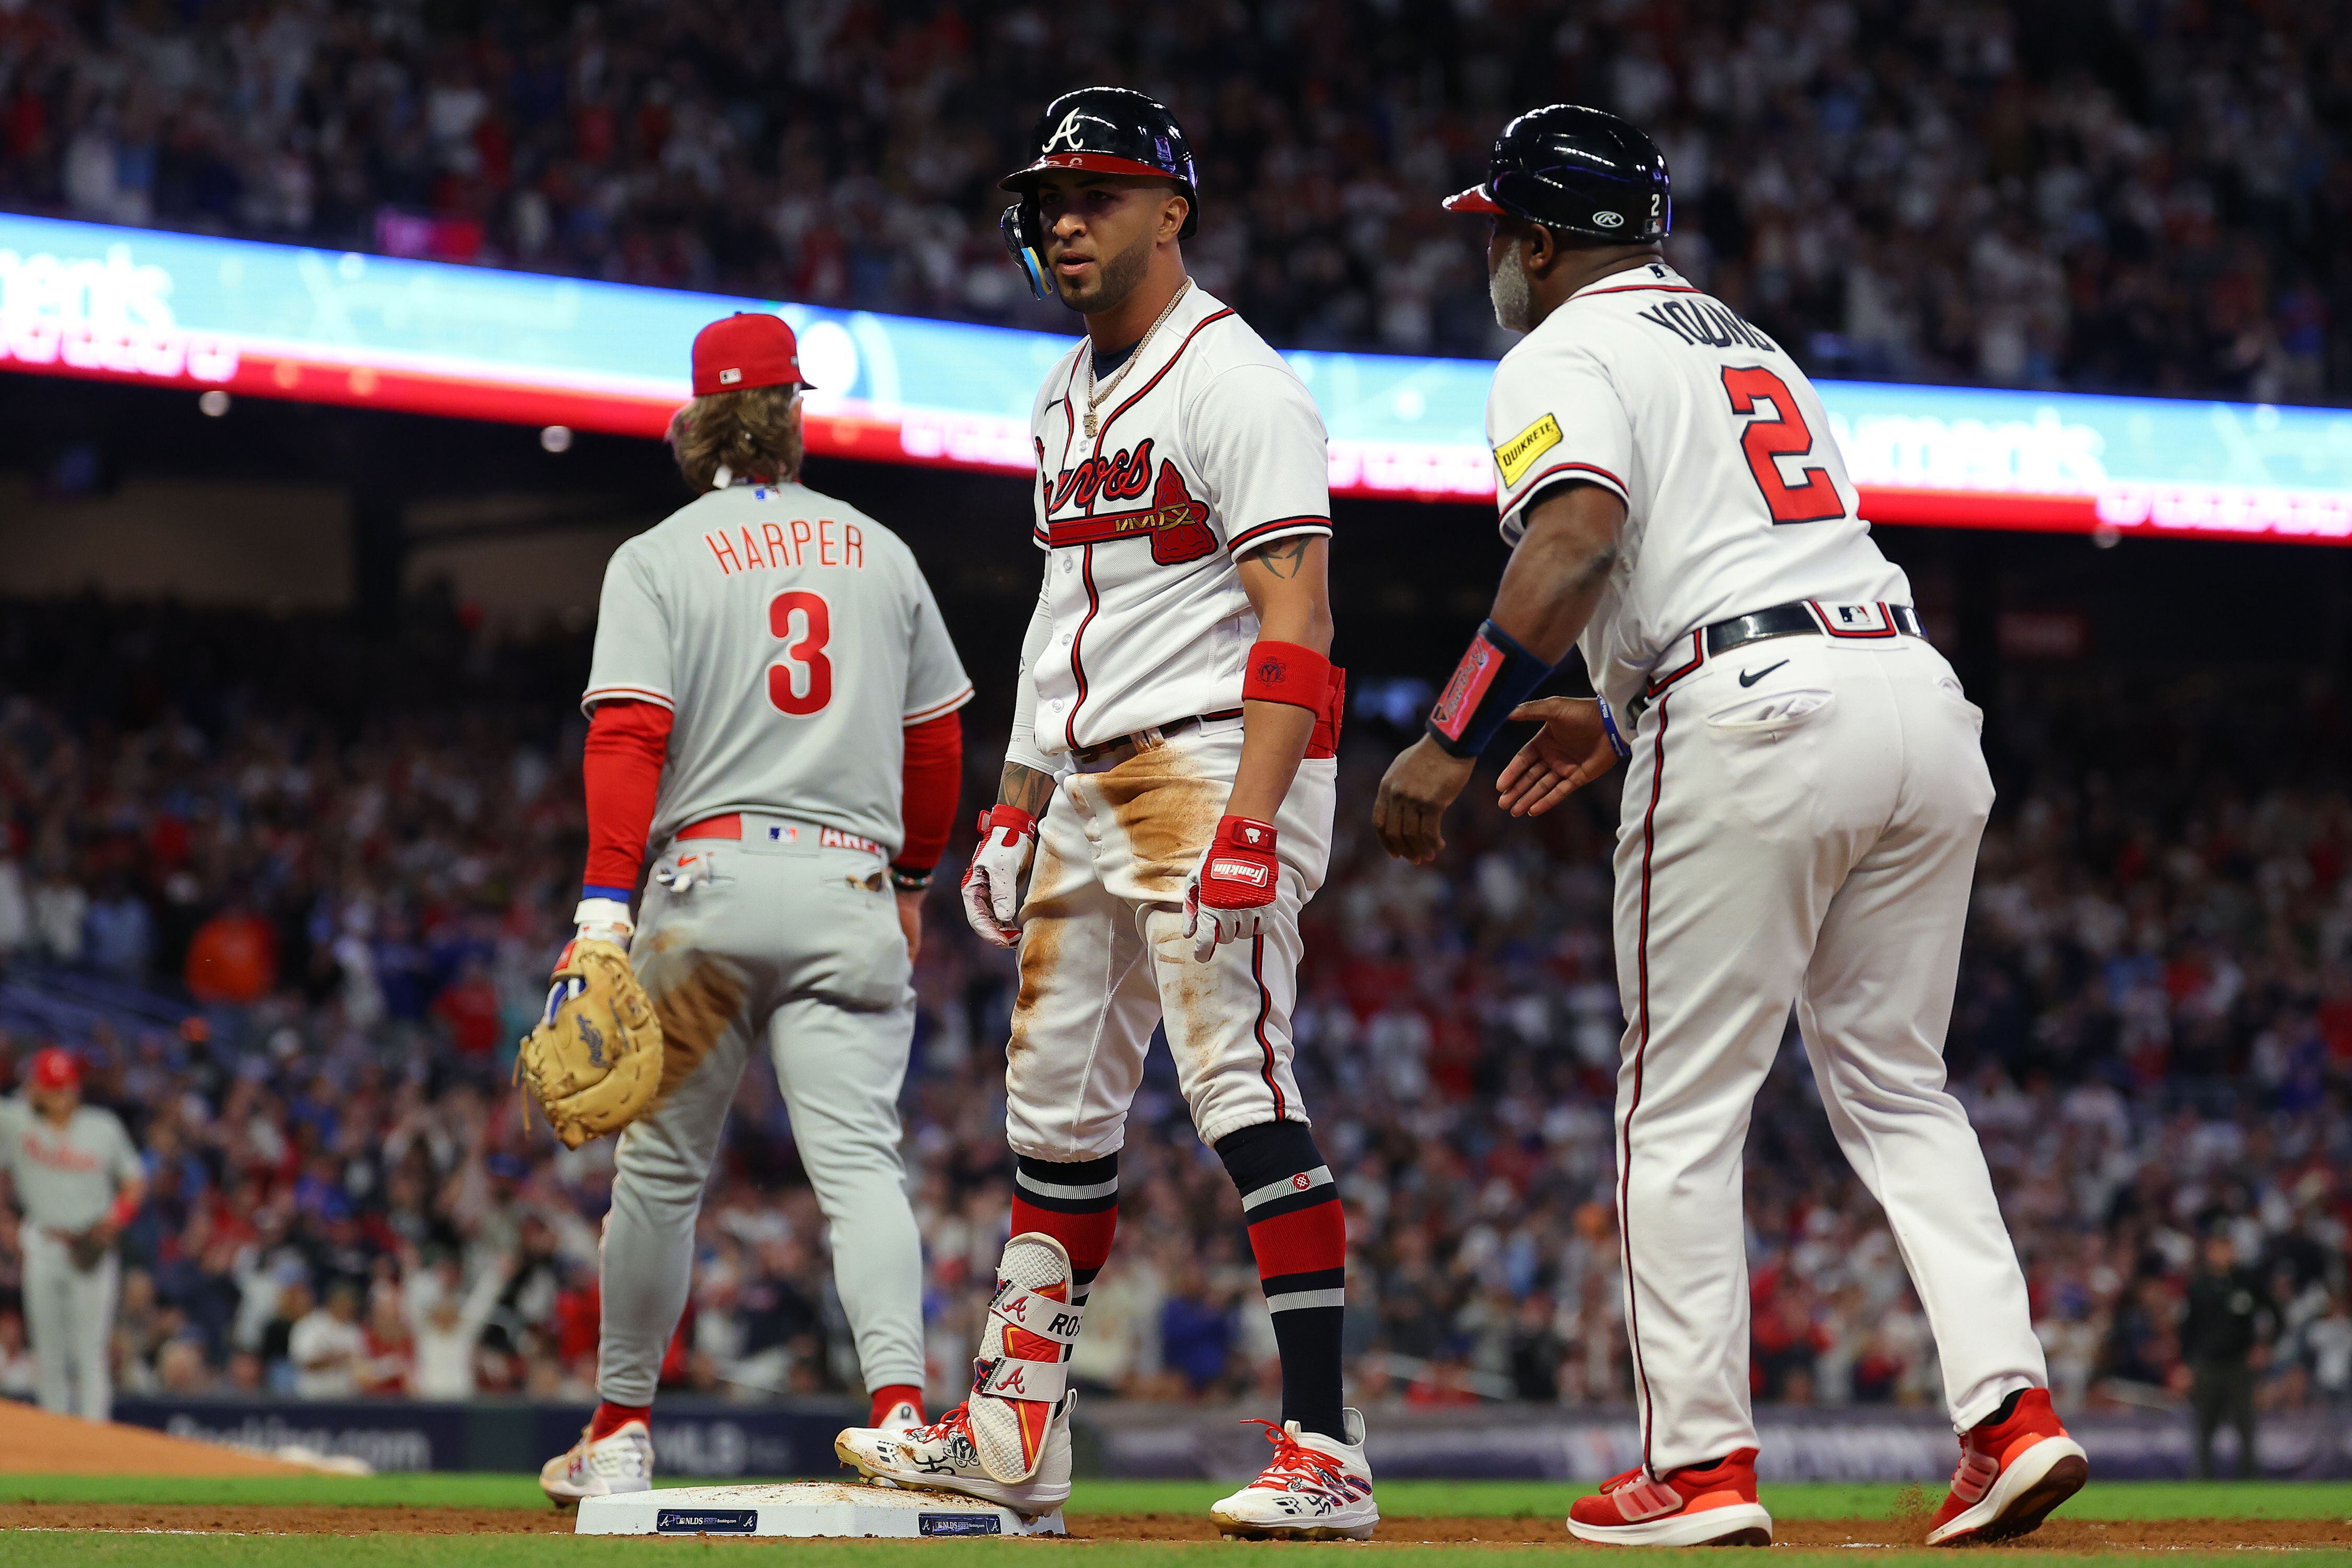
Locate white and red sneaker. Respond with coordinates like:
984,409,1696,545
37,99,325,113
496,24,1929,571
1925,1388,2088,1546
1566,1448,1772,1546
1208,1411,1378,1541
834,1231,1079,1518
538,1419,653,1507
874,1399,925,1434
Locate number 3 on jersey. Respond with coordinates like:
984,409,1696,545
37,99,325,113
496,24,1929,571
1721,365,1845,524
766,590,833,715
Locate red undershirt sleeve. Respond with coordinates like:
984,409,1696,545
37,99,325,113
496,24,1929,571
581,700,673,896
895,711,963,875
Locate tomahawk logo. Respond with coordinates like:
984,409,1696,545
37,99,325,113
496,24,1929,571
1042,109,1091,154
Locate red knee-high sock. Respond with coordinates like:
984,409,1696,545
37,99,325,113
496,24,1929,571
1008,1152,1119,1304
1217,1122,1347,1440
590,1400,651,1439
869,1384,924,1425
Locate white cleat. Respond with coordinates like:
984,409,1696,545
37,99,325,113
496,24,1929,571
875,1399,925,1434
835,1394,1074,1517
1208,1409,1379,1541
539,1419,653,1508
835,1231,1082,1519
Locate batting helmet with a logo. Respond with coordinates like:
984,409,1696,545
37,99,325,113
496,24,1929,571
1443,104,1670,245
1000,87,1200,297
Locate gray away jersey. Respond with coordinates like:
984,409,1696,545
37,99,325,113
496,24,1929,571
582,480,973,857
0,1098,141,1230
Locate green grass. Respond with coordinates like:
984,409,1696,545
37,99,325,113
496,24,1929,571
3,1475,2345,1567
2,1543,2349,1568
2,1473,2347,1520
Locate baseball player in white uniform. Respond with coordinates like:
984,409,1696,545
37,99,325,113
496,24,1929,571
1375,107,2089,1549
0,1047,145,1421
835,89,1372,1540
539,312,973,1503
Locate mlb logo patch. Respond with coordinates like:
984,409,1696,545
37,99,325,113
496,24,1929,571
768,825,800,845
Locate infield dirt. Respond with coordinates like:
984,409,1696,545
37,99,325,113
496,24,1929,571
0,1405,316,1477
1,1505,2345,1549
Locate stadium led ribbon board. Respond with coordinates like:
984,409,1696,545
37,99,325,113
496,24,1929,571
4,212,2349,545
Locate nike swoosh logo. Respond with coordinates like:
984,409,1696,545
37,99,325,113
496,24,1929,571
1738,661,1788,688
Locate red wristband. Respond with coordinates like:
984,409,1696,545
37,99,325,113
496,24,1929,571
1242,640,1332,711
109,1193,139,1229
977,803,1039,843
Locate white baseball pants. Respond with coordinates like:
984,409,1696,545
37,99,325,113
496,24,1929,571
597,821,926,1404
21,1225,117,1421
1611,630,2045,1473
1008,721,1336,1159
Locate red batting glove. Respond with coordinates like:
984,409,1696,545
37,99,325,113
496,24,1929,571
1184,815,1279,961
961,804,1039,948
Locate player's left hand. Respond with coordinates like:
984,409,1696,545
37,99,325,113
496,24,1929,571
1373,736,1475,864
1495,698,1622,816
1185,815,1281,961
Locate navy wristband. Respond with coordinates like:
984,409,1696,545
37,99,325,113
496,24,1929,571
1425,619,1557,759
1596,697,1631,758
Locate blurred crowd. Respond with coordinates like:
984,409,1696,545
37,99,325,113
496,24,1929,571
1,601,2350,1417
2,0,2349,397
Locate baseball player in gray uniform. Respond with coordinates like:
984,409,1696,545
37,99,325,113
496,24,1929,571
539,313,973,1504
0,1047,145,1421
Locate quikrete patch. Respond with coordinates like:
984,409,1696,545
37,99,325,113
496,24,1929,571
1494,412,1563,487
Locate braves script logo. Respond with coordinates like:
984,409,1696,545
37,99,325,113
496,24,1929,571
1048,459,1217,564
1049,439,1155,512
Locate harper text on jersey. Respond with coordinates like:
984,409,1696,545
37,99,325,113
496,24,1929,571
704,519,867,577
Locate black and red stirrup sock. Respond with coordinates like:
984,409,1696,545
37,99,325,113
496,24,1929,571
1010,1151,1119,1305
1215,1120,1346,1441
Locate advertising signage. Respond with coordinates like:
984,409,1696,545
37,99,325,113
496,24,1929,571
3,212,2348,545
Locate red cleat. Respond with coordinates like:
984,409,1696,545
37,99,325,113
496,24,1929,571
1565,1448,1772,1547
1926,1388,2088,1546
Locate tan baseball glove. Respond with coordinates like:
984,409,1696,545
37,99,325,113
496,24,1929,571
516,939,664,1149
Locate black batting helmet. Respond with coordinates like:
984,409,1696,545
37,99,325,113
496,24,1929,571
1444,104,1670,244
1001,87,1200,298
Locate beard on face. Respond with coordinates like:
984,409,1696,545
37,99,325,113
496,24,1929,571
1054,221,1155,315
1489,236,1532,331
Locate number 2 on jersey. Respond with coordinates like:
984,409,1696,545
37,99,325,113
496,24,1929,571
1721,365,1844,524
766,590,833,715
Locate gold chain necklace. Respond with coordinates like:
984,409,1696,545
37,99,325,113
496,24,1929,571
1083,279,1192,440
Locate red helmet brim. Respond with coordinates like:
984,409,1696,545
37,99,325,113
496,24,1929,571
1442,185,1507,215
1000,152,1191,192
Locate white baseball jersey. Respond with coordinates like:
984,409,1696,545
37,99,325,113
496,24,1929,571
583,480,973,855
0,1098,140,1230
1024,286,1330,755
1484,261,1908,712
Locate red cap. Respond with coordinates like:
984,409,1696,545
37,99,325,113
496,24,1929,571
29,1047,80,1091
690,313,810,397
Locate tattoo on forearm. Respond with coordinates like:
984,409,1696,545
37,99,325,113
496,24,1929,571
1247,537,1312,578
1000,762,1055,817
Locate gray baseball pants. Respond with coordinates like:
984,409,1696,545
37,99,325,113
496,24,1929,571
596,817,926,1404
21,1225,117,1421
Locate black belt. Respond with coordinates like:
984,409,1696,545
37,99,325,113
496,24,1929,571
1628,601,1923,721
1069,708,1246,771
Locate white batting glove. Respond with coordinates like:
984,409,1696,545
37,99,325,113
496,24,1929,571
1184,815,1279,962
554,896,633,974
961,805,1038,948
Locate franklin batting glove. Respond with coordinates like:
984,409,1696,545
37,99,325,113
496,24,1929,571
962,804,1039,948
1185,815,1279,961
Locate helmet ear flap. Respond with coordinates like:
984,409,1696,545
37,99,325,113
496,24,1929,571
1000,201,1051,301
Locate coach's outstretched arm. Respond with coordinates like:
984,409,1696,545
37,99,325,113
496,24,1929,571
963,579,1059,947
1372,482,1624,864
